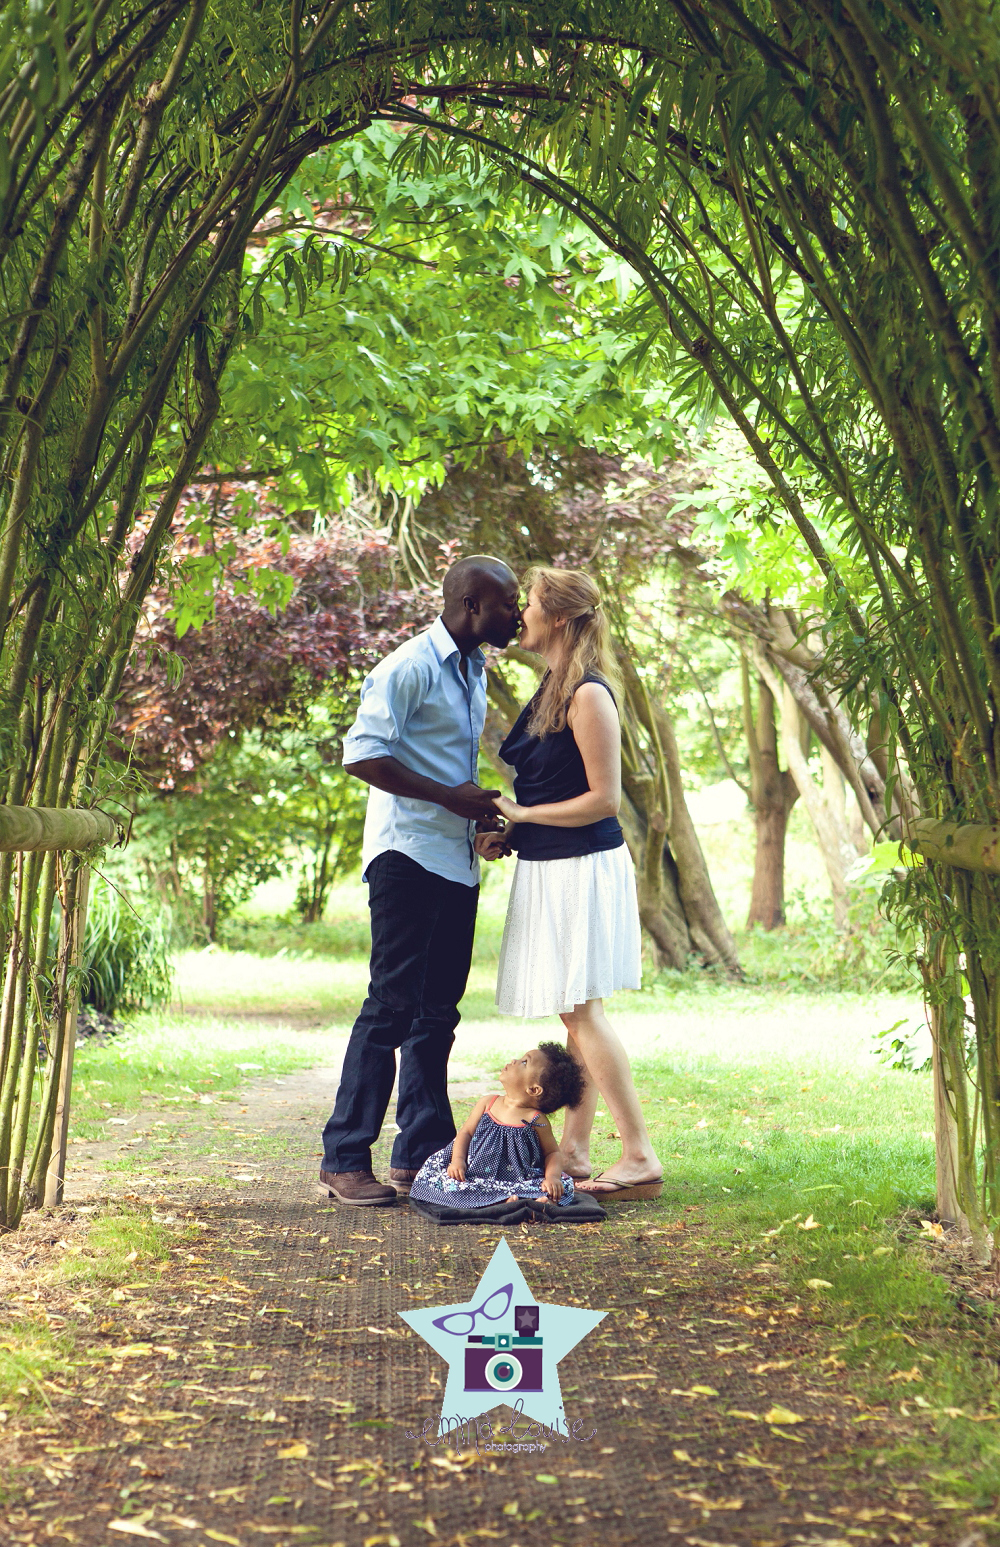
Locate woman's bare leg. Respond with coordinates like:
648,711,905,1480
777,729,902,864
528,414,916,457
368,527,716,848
558,1039,600,1177
559,998,660,1187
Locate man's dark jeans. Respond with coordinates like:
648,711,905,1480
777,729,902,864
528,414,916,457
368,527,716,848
322,850,479,1174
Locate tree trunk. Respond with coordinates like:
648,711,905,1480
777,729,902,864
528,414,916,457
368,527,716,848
754,650,858,929
617,652,741,975
742,657,798,929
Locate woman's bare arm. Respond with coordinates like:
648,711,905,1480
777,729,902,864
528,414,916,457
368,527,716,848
493,683,621,829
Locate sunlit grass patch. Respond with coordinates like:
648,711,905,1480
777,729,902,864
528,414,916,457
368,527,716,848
54,1208,183,1287
67,1017,334,1137
0,1319,77,1419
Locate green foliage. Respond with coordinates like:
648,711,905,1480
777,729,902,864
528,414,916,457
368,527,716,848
214,122,675,520
73,877,173,1019
734,888,919,995
131,738,292,944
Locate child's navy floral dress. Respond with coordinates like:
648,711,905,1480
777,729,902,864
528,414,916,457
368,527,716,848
409,1096,576,1211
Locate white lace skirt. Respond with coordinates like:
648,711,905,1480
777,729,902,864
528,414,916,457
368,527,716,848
495,845,643,1019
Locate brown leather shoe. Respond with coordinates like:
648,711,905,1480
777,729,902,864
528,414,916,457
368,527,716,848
319,1168,396,1207
388,1167,420,1195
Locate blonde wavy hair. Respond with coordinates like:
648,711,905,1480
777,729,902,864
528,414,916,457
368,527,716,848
524,566,622,737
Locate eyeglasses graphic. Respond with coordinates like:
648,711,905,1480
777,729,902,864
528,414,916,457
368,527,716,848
432,1283,513,1338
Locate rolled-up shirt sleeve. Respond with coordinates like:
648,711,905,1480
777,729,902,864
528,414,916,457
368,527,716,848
342,659,427,766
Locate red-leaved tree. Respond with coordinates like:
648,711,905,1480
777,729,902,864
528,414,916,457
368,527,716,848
117,487,436,790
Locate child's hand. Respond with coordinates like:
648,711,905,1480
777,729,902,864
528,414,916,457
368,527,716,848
541,1174,563,1202
447,1158,467,1181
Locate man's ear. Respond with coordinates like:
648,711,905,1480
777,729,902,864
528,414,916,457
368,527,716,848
464,594,480,615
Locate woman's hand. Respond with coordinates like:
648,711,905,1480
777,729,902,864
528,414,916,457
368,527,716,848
447,1158,467,1181
493,794,525,822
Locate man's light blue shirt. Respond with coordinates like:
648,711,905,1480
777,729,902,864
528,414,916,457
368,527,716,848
342,616,487,888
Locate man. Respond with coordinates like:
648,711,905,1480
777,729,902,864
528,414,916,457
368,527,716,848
319,554,521,1206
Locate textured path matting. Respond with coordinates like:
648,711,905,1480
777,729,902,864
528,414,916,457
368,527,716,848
0,1083,982,1547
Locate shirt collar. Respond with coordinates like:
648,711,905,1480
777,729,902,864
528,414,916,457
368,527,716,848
429,615,485,675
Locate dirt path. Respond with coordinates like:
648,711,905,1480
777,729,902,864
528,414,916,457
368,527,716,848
0,1063,990,1547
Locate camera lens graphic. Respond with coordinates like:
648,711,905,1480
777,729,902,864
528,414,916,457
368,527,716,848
484,1350,523,1391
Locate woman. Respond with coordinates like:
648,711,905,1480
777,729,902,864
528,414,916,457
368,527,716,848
475,566,662,1200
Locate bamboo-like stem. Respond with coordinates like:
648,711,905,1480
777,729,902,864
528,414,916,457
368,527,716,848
0,850,41,1226
42,866,90,1210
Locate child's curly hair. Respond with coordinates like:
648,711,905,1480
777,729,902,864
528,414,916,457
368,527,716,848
535,1041,586,1113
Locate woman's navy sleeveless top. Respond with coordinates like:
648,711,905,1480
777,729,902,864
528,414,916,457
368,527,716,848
498,673,625,861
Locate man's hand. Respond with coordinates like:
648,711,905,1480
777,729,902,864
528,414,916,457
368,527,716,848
443,781,503,823
346,759,504,825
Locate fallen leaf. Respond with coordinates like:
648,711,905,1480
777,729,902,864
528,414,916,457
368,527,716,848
535,1473,558,1483
919,1219,944,1237
672,1449,696,1463
872,1246,893,1256
805,1278,833,1290
727,1410,760,1421
204,1533,241,1547
734,1452,781,1470
798,1214,822,1230
751,1360,793,1374
413,1520,437,1537
608,1373,656,1382
888,1365,923,1383
762,1406,806,1425
109,1525,166,1543
694,1119,709,1129
277,1440,309,1459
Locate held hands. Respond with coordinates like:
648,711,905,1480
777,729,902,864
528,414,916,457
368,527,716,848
446,781,503,824
492,794,524,822
474,826,511,861
447,1157,467,1181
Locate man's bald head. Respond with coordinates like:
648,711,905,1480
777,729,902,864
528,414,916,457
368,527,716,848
442,554,517,606
441,554,520,653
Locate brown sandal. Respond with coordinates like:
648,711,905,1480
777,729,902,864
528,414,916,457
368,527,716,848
576,1172,663,1201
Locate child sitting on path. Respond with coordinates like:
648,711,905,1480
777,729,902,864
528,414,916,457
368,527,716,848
408,1043,584,1213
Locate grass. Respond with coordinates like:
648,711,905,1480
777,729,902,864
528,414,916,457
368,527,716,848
67,1019,335,1140
0,1322,77,1422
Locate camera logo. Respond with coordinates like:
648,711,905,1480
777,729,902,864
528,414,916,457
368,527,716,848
399,1238,605,1434
465,1304,542,1393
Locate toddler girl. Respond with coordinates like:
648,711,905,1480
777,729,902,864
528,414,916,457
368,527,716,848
408,1043,584,1213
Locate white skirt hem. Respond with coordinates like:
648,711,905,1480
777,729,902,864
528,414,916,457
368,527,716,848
495,845,642,1020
